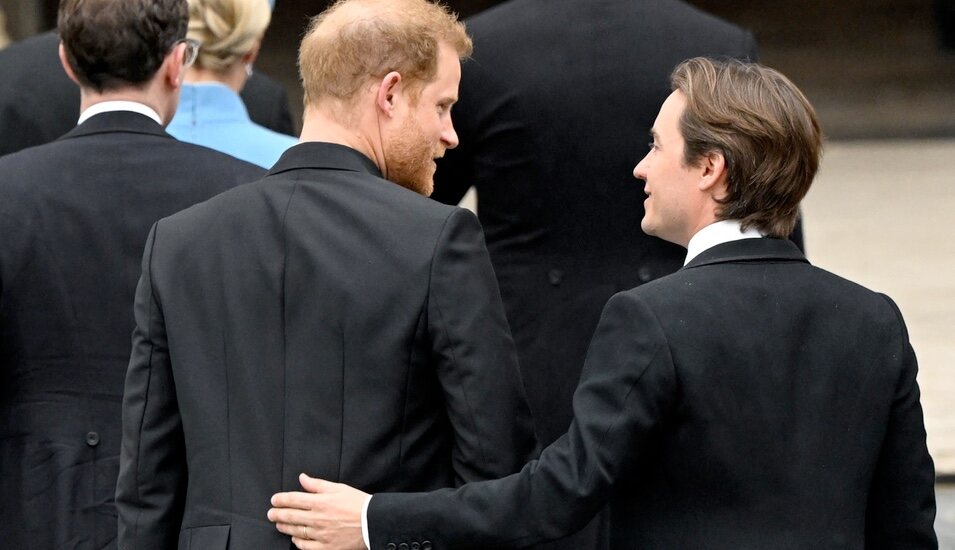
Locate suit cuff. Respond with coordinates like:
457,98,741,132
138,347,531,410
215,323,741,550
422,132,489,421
362,494,372,550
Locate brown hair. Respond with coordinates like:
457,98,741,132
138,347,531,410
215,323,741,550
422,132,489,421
671,57,822,237
298,0,471,108
58,0,188,92
187,0,271,72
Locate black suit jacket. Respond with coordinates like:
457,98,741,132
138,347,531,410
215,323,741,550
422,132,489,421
115,142,537,549
0,112,263,549
0,31,294,157
369,238,937,549
433,0,763,448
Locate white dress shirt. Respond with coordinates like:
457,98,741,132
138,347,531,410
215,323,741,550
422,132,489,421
77,101,162,125
684,219,763,266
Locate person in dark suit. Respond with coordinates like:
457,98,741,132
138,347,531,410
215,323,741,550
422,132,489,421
268,57,937,550
115,1,536,547
432,6,782,545
0,30,293,157
432,0,774,451
0,0,264,548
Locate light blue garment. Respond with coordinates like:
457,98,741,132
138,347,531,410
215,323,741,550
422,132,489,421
168,82,297,169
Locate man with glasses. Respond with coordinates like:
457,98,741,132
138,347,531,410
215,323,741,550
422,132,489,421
0,25,294,157
0,0,262,547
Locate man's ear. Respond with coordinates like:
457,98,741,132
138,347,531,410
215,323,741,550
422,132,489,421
58,43,82,86
698,150,729,199
163,42,186,89
375,71,402,118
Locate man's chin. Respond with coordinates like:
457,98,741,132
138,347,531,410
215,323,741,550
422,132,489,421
418,177,435,197
393,175,434,197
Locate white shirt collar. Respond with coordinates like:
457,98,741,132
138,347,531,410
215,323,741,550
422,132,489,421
684,219,764,266
77,101,162,125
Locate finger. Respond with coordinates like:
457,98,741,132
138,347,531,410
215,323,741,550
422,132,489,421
269,508,317,526
271,490,321,509
274,522,299,537
299,472,333,493
291,536,323,550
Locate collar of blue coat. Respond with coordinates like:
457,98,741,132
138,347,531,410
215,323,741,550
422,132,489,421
175,82,251,124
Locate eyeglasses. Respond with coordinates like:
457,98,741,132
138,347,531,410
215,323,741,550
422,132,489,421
176,38,201,69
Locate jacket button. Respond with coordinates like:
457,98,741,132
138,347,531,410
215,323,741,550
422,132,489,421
637,266,653,283
422,542,432,550
411,543,420,550
547,269,563,286
399,544,409,550
386,544,396,550
85,431,100,447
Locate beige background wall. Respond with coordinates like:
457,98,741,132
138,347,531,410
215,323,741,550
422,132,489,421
802,139,955,474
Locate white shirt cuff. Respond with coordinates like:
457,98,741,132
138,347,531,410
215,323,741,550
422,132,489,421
361,494,372,550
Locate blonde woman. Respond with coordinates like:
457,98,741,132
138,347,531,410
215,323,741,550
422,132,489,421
168,0,297,168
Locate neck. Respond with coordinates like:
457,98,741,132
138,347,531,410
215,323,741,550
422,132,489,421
79,80,172,124
79,89,153,116
184,64,248,93
299,103,384,171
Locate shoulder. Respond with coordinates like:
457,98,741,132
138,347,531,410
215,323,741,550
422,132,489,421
160,137,265,178
0,32,58,78
0,139,71,191
149,175,267,250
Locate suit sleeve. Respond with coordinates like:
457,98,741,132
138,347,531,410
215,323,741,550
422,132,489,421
115,223,188,550
369,291,677,549
864,296,937,549
427,208,537,483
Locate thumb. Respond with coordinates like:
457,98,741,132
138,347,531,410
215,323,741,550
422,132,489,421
299,472,329,493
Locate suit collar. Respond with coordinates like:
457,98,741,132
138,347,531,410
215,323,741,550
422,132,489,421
682,238,808,270
268,141,383,178
60,111,171,141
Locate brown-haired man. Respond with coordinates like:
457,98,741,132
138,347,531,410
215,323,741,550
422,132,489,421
0,0,264,547
267,57,937,549
115,0,536,547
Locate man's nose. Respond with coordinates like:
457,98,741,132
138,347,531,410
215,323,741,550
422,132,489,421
633,155,649,181
442,119,459,149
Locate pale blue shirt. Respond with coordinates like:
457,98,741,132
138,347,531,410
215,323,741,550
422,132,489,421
168,82,297,169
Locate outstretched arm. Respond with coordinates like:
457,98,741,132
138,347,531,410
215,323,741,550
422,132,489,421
269,292,677,549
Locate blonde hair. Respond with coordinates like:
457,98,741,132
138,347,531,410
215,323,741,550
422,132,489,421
299,0,471,107
187,0,271,72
